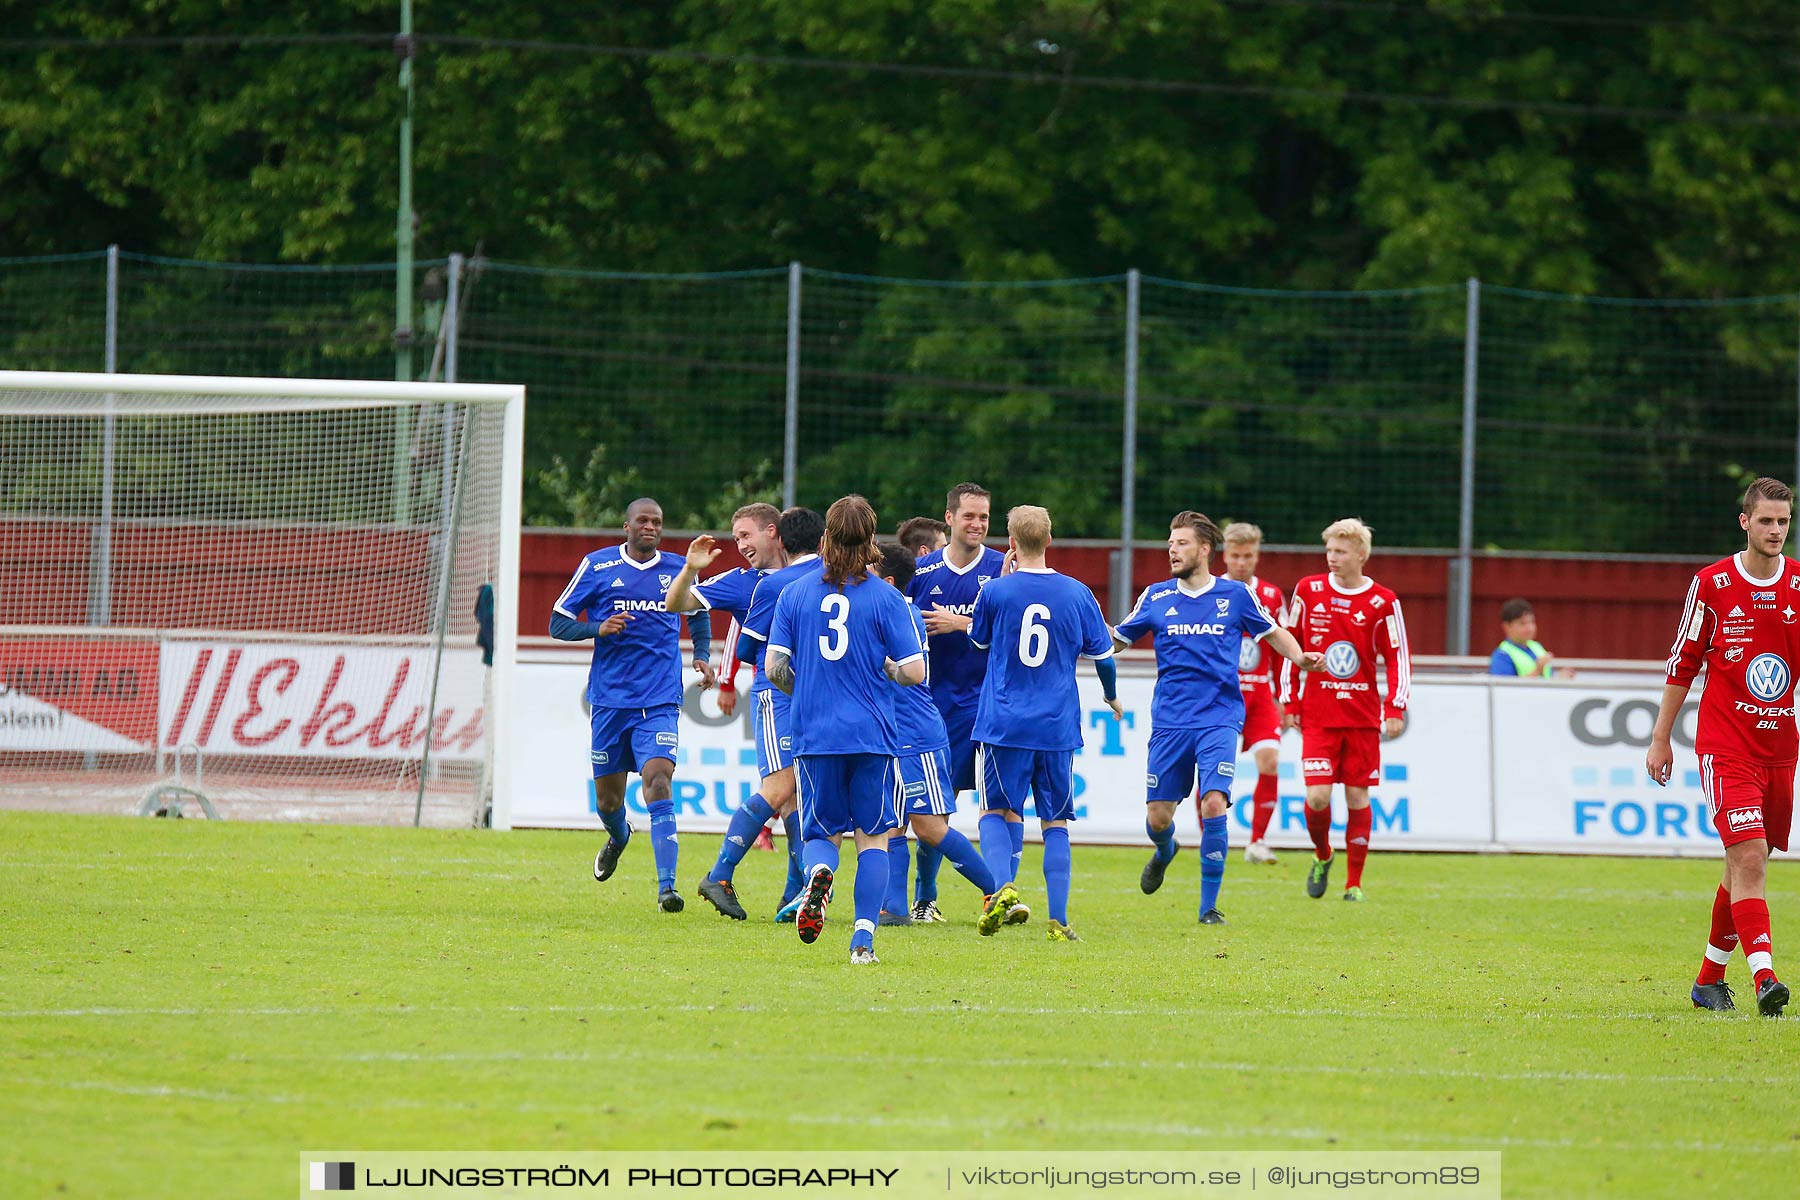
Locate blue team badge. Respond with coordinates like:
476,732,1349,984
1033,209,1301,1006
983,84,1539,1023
658,574,674,589
1746,653,1790,702
1324,641,1361,679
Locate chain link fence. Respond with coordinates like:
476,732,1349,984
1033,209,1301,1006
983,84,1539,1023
3,249,1796,648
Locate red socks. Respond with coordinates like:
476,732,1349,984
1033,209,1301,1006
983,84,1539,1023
1305,803,1333,860
1731,897,1776,987
1250,773,1278,842
1345,806,1372,888
1696,885,1736,986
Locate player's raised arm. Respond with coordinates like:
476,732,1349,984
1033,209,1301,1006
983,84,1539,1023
1111,583,1156,652
664,534,722,613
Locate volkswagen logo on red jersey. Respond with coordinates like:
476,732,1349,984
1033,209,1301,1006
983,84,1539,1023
1237,635,1261,672
1746,653,1791,702
1324,640,1361,679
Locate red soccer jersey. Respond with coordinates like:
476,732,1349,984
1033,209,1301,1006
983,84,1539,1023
1665,552,1800,764
1279,574,1411,729
1229,576,1286,701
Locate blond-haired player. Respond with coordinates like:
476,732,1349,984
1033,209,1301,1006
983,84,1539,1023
1278,518,1410,902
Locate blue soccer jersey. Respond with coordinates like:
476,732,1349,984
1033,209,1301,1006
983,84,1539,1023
691,566,762,624
894,604,949,755
968,569,1114,752
737,554,822,696
907,545,1006,716
553,547,690,708
768,571,925,756
1113,575,1277,730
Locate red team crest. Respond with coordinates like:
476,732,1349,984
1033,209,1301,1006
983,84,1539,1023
1667,552,1800,850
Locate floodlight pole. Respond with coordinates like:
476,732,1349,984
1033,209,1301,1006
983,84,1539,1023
392,0,416,524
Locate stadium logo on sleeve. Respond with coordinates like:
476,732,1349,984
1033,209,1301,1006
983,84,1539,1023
1746,654,1791,702
1324,641,1361,679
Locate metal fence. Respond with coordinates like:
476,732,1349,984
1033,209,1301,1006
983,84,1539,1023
3,248,1797,651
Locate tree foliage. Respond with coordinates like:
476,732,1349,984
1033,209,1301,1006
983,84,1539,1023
1,1,1797,548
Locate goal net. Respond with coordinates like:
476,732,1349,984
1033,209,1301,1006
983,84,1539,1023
0,371,522,828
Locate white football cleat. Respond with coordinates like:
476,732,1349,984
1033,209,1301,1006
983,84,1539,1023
1243,841,1278,865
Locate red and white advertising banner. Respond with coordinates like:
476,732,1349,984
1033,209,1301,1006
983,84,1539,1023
0,638,160,752
157,641,487,762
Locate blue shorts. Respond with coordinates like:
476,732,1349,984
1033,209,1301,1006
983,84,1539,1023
590,703,680,778
796,753,903,840
977,743,1077,823
1146,725,1238,805
941,702,978,793
753,687,794,779
897,747,955,818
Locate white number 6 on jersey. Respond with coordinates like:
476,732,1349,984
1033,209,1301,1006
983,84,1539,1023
819,593,850,661
1019,603,1051,667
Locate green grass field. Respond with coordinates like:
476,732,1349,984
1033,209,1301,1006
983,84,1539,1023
4,810,1797,1198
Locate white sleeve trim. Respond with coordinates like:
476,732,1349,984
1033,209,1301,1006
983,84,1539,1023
891,652,925,667
766,643,791,659
968,637,990,650
740,626,768,642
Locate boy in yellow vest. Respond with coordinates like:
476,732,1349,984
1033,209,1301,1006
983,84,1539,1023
1489,598,1558,678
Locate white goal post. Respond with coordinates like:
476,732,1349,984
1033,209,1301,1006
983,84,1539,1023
0,370,523,829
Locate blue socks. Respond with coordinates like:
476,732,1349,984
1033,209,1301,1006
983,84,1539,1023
782,812,805,904
1008,821,1024,882
597,803,630,845
1199,813,1228,915
979,812,1014,889
646,799,678,891
802,836,840,879
936,828,996,895
885,835,911,914
710,793,774,883
1147,817,1178,865
852,847,887,951
914,838,944,905
1042,826,1071,925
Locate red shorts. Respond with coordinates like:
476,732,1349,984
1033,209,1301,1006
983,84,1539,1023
1699,753,1794,851
1241,688,1281,752
1301,726,1381,788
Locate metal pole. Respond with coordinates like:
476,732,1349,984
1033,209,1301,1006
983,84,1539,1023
1114,269,1141,622
1793,298,1799,491
444,252,461,385
1452,277,1481,657
783,261,801,509
392,0,416,524
91,245,119,627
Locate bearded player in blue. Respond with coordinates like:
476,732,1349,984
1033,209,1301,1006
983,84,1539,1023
967,505,1121,942
904,482,1006,921
765,495,926,965
551,498,714,913
1113,511,1323,924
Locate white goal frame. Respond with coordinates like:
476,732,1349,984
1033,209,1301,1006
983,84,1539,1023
0,370,525,830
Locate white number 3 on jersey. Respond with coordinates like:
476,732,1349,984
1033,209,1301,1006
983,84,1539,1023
819,593,850,660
